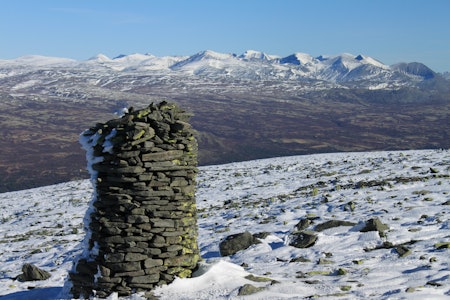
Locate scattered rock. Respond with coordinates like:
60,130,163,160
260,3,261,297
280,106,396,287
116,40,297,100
434,242,450,249
337,268,347,275
429,167,439,174
304,280,321,285
219,231,261,256
317,258,334,265
426,281,443,287
245,274,272,282
294,218,311,231
315,220,356,232
290,256,311,263
253,232,271,239
395,246,411,258
343,201,356,212
289,231,317,248
238,284,265,296
17,263,51,281
360,218,389,237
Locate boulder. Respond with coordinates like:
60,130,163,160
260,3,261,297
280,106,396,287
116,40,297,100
17,263,51,281
289,231,317,248
360,218,389,237
219,231,261,256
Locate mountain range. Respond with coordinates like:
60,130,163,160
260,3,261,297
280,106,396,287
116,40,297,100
0,50,442,90
0,50,449,192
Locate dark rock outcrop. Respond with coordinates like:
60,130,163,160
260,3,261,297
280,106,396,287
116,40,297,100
219,231,261,256
17,263,51,281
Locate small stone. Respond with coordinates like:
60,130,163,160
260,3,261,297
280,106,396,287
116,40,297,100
238,284,265,296
290,256,311,263
395,246,411,258
294,218,311,231
337,268,347,275
426,281,443,287
344,201,356,212
244,274,273,282
318,258,334,265
434,242,450,249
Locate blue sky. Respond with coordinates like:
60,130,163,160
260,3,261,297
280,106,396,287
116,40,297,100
1,0,449,72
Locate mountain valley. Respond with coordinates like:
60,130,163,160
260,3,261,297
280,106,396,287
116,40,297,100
0,50,449,192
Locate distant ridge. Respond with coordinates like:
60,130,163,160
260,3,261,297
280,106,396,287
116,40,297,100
0,49,449,193
1,50,443,90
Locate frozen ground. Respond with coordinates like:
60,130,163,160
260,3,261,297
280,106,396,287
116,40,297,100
0,149,449,299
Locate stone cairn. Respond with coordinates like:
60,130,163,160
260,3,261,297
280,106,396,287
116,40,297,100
70,102,200,298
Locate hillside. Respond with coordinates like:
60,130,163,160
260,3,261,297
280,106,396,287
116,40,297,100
1,50,450,192
0,149,449,299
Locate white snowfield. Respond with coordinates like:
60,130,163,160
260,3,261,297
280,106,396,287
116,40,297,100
0,149,449,299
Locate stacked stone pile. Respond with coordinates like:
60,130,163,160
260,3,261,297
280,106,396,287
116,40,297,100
70,102,199,298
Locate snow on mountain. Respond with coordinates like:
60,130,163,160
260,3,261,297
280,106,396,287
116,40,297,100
239,50,279,61
0,149,449,299
279,52,316,66
392,62,436,79
0,50,442,91
170,50,237,74
0,55,76,69
87,53,112,63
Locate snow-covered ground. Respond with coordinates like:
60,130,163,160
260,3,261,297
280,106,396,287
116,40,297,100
0,149,449,299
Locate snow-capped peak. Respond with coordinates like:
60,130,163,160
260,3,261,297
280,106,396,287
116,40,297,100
113,53,155,62
280,52,316,65
0,50,438,90
239,50,278,61
192,50,234,61
10,55,76,66
87,53,111,62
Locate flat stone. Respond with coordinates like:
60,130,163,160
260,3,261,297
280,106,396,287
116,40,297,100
128,274,160,284
127,215,150,224
238,284,265,296
114,270,146,278
144,258,164,268
141,150,184,162
315,220,357,232
150,218,175,228
105,253,125,263
115,149,140,158
125,253,148,262
107,262,142,272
